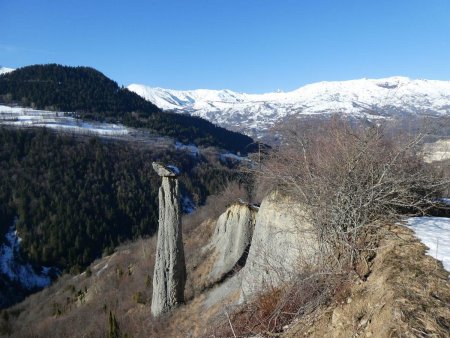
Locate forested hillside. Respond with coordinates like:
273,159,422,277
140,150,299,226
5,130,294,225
0,128,237,272
0,65,254,152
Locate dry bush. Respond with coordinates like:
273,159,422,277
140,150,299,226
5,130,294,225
256,117,447,265
210,266,353,337
210,117,449,337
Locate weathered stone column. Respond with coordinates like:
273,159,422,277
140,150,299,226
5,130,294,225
151,162,186,317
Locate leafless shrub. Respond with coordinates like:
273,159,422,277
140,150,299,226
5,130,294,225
210,118,449,336
255,117,448,265
210,265,353,337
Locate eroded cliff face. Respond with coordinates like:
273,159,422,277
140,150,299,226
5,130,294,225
206,203,257,284
239,191,320,300
199,192,321,308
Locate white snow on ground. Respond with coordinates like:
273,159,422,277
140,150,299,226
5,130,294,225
423,139,450,163
220,152,251,162
0,67,15,75
174,142,200,156
129,76,450,137
0,105,130,136
406,217,450,272
0,224,57,289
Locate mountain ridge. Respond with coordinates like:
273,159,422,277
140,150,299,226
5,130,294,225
0,64,253,152
128,76,450,137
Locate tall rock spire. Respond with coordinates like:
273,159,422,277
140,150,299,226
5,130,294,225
151,162,186,317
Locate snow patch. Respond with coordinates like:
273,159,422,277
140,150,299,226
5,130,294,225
406,216,450,272
0,222,58,289
0,105,130,136
220,152,250,163
174,142,200,156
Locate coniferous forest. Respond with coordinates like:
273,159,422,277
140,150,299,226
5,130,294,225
0,64,254,153
0,128,236,272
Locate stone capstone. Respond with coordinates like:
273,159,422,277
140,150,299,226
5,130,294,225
152,162,179,177
151,162,186,317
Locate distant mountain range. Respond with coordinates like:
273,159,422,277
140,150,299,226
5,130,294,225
4,65,450,140
128,77,450,137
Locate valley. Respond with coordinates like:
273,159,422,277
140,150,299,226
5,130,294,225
0,65,449,338
3,2,450,336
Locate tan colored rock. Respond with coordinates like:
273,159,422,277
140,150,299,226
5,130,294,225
239,191,320,300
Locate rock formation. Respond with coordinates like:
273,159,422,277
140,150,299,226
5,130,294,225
151,162,186,317
239,191,320,301
206,202,257,283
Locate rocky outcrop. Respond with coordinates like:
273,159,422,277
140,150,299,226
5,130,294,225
239,191,320,300
151,163,186,317
206,202,257,283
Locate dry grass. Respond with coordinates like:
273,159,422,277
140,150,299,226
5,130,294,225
1,236,158,337
0,182,242,337
207,265,354,337
283,224,450,338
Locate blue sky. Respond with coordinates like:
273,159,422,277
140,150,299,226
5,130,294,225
1,0,450,92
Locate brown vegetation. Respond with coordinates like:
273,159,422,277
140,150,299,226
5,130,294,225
283,225,450,338
208,117,449,337
1,118,449,337
258,117,446,263
0,181,247,337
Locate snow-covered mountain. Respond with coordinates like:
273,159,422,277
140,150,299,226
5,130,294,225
0,67,15,75
128,77,450,137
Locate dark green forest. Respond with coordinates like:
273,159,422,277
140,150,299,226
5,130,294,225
0,64,254,152
0,128,236,272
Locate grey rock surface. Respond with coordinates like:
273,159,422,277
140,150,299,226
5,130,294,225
206,203,257,283
239,191,320,301
152,162,179,177
151,163,186,317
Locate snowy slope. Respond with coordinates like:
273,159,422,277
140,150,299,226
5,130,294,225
0,105,130,136
0,67,15,75
128,77,450,137
407,217,450,272
1,223,58,289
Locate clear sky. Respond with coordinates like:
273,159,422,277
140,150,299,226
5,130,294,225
1,0,450,92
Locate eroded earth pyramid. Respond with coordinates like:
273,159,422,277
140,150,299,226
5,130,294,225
151,162,186,317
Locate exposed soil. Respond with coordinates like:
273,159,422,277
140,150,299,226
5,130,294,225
283,224,450,338
2,218,449,337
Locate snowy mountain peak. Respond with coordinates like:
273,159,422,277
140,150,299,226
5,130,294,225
128,77,450,137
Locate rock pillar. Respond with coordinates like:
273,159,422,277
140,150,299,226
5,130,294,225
151,162,186,317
